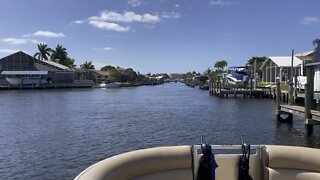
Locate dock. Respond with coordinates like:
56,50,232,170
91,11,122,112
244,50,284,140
211,88,268,98
208,78,271,98
280,105,320,123
275,61,320,136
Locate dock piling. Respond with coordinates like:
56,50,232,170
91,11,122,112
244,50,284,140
276,82,281,121
304,66,314,136
304,83,312,132
250,77,253,98
276,82,293,123
289,49,294,105
218,77,222,98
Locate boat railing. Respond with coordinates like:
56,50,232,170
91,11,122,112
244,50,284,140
193,144,262,156
192,145,263,180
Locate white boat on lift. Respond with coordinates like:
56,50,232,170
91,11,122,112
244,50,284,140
75,141,320,180
226,66,250,88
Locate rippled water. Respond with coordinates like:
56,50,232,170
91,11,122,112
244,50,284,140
1,83,320,179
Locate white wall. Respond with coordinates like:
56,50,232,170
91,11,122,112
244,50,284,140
315,69,320,92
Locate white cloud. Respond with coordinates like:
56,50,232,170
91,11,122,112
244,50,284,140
161,12,180,19
142,13,160,23
300,16,319,25
32,30,65,38
174,4,180,8
72,10,174,32
72,20,84,24
93,47,117,51
128,0,142,7
0,48,24,53
1,38,40,45
89,21,130,32
209,0,232,6
1,38,28,44
90,11,160,23
103,47,116,51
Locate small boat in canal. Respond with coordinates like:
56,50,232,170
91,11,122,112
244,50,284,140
99,80,121,88
75,138,320,180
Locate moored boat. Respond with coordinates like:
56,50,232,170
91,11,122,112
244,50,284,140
226,66,250,88
99,80,121,88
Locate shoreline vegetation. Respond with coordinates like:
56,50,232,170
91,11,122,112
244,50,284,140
32,43,171,88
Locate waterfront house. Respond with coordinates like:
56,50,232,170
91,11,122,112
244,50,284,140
91,70,110,83
295,50,316,76
260,56,302,83
0,51,93,88
170,73,186,80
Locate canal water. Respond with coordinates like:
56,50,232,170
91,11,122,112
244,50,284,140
1,83,320,179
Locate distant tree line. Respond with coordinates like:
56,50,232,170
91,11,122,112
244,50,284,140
33,43,166,83
100,65,149,82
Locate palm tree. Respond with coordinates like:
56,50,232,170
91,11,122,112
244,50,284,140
51,44,77,68
80,61,95,70
204,67,211,76
66,57,77,68
246,56,267,76
313,39,320,47
214,60,228,74
51,44,68,64
313,39,320,60
33,43,52,60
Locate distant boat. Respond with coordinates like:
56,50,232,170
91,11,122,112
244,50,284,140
99,80,121,88
225,66,250,88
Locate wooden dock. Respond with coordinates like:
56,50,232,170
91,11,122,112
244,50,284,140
208,77,274,99
280,105,320,123
212,88,267,98
275,60,320,136
208,80,271,98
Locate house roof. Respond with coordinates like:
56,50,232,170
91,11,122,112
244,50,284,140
295,50,315,58
0,51,70,70
39,59,69,70
260,56,302,69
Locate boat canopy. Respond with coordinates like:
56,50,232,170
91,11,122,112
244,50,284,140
228,66,248,69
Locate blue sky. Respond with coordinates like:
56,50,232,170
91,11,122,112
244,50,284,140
0,0,319,74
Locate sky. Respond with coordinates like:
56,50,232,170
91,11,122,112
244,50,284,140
0,0,319,74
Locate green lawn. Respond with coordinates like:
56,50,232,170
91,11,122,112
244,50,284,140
256,81,289,91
